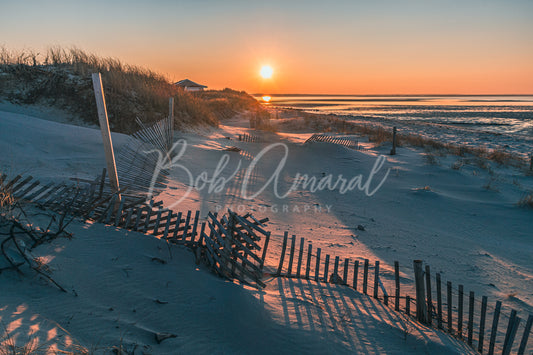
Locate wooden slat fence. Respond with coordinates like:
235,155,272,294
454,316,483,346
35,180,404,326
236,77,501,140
3,173,270,288
114,116,174,198
305,133,358,149
270,234,532,355
134,115,174,155
238,133,261,143
196,210,270,288
3,172,531,353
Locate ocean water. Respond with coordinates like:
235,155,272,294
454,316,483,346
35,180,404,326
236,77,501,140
261,95,533,157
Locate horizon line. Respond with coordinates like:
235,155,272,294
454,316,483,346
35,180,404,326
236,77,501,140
251,93,533,97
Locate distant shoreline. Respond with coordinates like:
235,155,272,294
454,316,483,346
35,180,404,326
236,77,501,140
268,99,533,161
253,93,533,97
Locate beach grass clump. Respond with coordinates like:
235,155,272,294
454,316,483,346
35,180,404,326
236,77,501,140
198,88,263,120
451,159,464,170
486,149,513,165
368,127,391,145
483,172,500,192
423,149,441,165
517,192,533,208
251,109,277,132
0,47,264,133
0,180,14,216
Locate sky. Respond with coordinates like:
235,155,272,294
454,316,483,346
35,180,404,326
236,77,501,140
1,0,532,94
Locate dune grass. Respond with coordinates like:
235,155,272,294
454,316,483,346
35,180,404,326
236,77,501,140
275,111,528,169
0,180,14,217
0,47,264,133
517,192,533,208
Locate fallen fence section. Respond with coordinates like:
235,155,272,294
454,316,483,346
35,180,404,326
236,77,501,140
3,172,270,288
196,210,270,288
305,133,358,149
238,133,261,143
2,173,141,218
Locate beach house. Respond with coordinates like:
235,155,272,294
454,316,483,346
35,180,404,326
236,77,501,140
174,79,207,91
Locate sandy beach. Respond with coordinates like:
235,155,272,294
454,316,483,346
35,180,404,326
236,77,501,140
1,104,531,353
2,0,532,352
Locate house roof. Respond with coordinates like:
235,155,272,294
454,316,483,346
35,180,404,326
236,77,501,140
174,79,207,88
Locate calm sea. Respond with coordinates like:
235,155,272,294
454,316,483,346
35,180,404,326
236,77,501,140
258,95,533,156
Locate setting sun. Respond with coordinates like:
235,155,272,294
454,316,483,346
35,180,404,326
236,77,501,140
260,65,273,79
262,95,271,102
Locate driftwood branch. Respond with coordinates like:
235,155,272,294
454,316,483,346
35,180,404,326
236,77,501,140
0,203,72,292
0,234,25,275
10,224,67,292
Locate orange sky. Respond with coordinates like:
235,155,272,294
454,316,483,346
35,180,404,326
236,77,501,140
1,1,532,94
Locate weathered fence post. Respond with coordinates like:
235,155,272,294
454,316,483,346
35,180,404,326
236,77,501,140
517,314,533,355
373,260,380,299
390,127,397,155
314,248,321,282
425,265,432,325
413,260,428,324
276,232,288,276
134,208,143,231
353,260,359,290
296,237,305,278
468,291,475,346
181,210,191,240
458,284,464,339
260,232,270,271
168,97,174,151
328,256,337,282
436,273,443,329
152,208,163,234
169,97,174,120
287,235,296,277
502,310,520,355
114,198,125,226
172,211,182,239
143,206,152,233
190,210,200,242
478,295,488,353
305,243,312,279
162,210,173,239
447,281,453,333
92,73,121,202
323,254,330,282
394,261,400,311
488,300,502,355
343,258,349,285
363,259,369,294
406,295,411,316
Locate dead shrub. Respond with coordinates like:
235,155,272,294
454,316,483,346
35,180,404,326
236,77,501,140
517,192,533,208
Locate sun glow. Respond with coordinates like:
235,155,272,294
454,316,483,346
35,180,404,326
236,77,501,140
262,95,271,102
260,65,273,79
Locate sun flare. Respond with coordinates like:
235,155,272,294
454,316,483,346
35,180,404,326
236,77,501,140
262,95,271,102
260,65,273,79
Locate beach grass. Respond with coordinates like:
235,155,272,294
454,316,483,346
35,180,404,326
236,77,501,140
0,47,264,133
517,192,533,208
274,111,528,169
